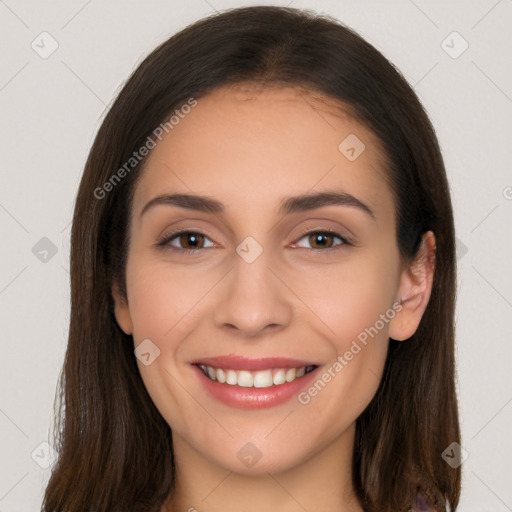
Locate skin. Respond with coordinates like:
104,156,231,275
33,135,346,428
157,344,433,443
112,83,436,512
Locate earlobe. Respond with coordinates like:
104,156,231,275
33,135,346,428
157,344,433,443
111,283,134,335
388,231,436,342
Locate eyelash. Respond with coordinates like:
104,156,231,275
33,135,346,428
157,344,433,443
155,228,353,253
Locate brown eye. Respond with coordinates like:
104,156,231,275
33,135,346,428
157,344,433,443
177,232,204,249
308,233,335,249
156,231,215,251
294,231,349,250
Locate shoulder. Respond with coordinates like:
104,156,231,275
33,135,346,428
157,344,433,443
414,492,436,511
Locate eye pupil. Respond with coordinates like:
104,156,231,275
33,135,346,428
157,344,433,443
181,233,202,249
310,233,332,248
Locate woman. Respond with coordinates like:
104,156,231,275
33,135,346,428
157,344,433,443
43,6,461,512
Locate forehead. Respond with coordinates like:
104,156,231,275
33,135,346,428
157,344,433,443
132,84,393,223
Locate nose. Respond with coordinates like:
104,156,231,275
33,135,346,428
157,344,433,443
212,246,293,339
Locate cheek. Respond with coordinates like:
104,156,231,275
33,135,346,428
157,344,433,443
298,253,398,345
293,251,397,411
295,268,393,434
124,262,206,430
126,261,201,340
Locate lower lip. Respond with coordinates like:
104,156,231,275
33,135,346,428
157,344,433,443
192,365,320,409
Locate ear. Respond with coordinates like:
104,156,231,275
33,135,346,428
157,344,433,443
388,231,436,341
111,282,134,335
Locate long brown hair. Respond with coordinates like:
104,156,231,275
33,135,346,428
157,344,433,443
42,6,461,512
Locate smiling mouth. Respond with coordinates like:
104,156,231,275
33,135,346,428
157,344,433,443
196,364,318,388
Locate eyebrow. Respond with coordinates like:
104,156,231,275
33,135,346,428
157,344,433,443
139,191,376,220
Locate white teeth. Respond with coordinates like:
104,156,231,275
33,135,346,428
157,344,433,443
199,364,313,387
237,371,253,387
273,369,286,385
226,369,238,385
285,368,296,382
253,370,273,388
216,368,226,383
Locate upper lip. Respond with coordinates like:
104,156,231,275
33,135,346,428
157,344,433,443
191,355,318,371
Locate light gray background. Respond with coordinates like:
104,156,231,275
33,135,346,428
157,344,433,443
1,0,511,511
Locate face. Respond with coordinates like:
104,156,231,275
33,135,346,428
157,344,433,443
112,84,432,476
